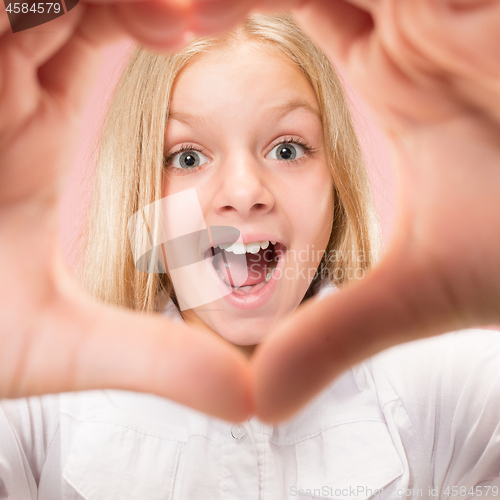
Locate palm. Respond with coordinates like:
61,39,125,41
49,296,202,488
0,2,251,421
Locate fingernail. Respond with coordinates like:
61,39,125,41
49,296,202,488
189,0,254,36
116,1,189,50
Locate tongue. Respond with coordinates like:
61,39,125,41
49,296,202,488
243,250,269,286
212,248,270,287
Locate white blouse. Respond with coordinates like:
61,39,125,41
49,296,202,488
1,284,500,500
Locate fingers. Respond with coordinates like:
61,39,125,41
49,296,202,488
398,0,500,120
0,23,102,206
444,0,499,8
0,4,12,35
0,8,87,143
292,0,488,130
36,6,111,114
0,4,84,65
2,248,252,422
345,0,378,11
187,0,256,36
290,0,419,130
87,0,256,52
292,0,374,63
75,2,129,48
110,0,190,52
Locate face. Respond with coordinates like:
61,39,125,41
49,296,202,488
162,43,334,356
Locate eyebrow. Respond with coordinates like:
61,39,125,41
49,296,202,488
168,99,322,126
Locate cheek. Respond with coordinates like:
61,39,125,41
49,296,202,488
161,172,196,198
161,181,191,205
305,169,334,230
162,175,181,199
287,167,334,250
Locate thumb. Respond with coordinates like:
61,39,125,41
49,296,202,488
291,0,375,63
252,244,462,423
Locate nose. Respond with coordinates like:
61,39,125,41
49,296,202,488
211,151,274,219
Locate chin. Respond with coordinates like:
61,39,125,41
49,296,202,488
213,319,271,347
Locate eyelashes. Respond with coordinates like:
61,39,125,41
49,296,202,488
164,144,206,164
164,144,208,174
163,137,318,174
267,138,317,162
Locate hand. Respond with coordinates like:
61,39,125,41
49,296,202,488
247,0,500,421
0,1,253,422
2,0,500,427
291,0,500,129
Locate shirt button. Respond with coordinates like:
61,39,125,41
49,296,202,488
231,424,246,441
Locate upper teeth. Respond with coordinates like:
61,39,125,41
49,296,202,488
215,240,277,255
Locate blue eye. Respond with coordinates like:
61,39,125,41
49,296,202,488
170,150,210,170
267,142,306,161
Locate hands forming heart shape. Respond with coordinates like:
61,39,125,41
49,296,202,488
1,0,500,424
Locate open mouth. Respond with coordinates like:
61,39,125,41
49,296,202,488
204,240,285,296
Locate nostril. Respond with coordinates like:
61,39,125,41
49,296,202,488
254,203,266,210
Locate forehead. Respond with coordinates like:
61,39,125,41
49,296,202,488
169,43,320,120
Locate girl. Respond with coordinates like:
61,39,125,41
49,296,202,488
1,12,499,500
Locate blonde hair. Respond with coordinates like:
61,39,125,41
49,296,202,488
79,12,380,314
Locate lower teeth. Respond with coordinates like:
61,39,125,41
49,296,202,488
265,260,278,283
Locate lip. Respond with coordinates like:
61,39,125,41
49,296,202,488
204,241,286,310
203,231,286,258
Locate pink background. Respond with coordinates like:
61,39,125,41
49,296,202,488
58,40,396,272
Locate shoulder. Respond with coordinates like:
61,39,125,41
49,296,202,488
366,330,500,489
369,329,500,394
373,327,500,361
366,329,500,425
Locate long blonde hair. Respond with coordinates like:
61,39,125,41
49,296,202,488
79,12,380,314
